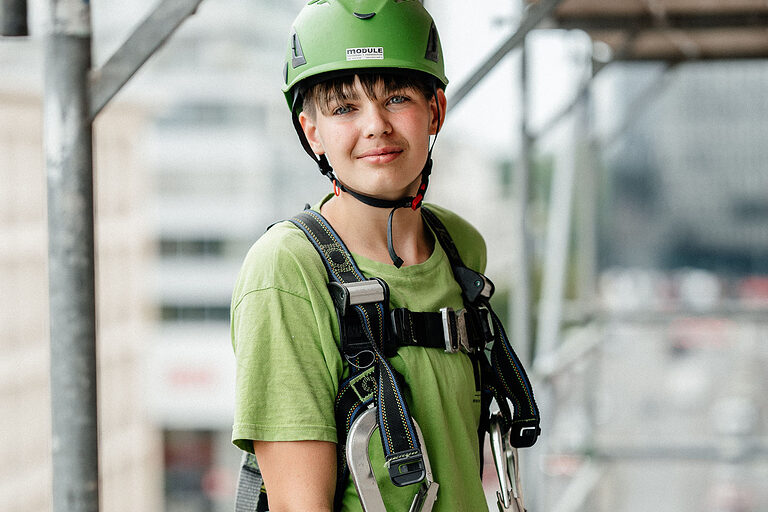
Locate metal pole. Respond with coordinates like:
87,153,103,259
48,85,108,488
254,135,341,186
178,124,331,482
575,59,598,313
512,38,533,367
45,1,99,511
536,115,579,363
532,83,582,512
511,34,540,512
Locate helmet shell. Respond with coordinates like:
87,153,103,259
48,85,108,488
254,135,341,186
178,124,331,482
282,0,448,110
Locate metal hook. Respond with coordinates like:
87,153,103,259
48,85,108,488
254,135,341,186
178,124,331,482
489,412,526,512
346,406,439,512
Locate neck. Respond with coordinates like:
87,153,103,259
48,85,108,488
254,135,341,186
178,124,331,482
320,193,433,266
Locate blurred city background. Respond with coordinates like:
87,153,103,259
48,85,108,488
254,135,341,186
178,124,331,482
1,0,767,511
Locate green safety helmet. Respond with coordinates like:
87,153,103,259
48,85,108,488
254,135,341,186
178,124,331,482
282,0,449,111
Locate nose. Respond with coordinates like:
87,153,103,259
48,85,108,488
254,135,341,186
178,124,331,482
362,105,392,138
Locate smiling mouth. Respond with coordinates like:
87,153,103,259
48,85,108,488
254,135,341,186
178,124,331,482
357,147,404,161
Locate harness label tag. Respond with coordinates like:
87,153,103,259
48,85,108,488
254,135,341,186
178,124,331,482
346,47,384,61
350,371,376,402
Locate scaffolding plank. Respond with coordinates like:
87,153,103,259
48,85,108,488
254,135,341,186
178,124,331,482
557,0,768,16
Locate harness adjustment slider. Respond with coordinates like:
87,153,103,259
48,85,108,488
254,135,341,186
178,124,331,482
386,449,427,487
329,279,387,309
510,424,541,448
329,278,390,361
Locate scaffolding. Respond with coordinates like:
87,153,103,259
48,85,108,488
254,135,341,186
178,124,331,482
2,0,768,510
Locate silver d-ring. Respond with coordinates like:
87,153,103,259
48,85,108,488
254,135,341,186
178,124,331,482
345,350,376,369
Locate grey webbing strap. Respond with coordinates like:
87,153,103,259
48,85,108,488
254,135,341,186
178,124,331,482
235,452,266,512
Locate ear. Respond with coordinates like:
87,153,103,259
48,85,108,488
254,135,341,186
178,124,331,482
298,111,325,155
429,88,448,135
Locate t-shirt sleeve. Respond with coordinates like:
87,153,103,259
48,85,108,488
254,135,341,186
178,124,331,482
231,227,343,452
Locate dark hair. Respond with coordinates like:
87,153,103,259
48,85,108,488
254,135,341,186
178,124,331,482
300,71,435,118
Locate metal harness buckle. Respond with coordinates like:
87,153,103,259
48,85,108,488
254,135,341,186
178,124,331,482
440,307,472,353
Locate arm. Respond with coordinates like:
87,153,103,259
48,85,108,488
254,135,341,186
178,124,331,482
253,439,337,512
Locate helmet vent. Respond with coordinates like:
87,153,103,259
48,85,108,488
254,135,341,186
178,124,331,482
307,0,329,5
353,12,376,19
424,22,439,63
291,30,307,68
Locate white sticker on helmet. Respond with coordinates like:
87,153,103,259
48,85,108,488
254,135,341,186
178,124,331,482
346,47,384,61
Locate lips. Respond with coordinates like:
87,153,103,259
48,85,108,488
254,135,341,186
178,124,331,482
357,147,403,159
356,146,404,164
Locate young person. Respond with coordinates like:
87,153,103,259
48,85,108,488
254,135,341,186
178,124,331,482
231,2,539,511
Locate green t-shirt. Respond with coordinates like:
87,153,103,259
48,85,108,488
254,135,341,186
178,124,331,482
231,199,489,511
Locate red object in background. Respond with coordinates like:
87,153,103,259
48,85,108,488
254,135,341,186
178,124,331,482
669,317,731,351
164,431,214,468
738,276,768,302
202,466,236,500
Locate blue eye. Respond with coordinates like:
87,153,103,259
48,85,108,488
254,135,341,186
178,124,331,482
389,95,408,105
333,104,352,115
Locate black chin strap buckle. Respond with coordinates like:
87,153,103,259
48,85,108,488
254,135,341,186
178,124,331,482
318,154,334,177
410,157,433,210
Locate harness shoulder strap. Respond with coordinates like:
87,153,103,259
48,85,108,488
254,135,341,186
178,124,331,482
421,207,541,447
289,210,428,507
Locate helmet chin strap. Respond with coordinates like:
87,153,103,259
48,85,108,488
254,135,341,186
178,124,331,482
292,84,441,268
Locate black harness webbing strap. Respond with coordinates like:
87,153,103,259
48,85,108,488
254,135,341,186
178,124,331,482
488,306,541,446
333,366,377,510
289,211,426,504
389,308,445,352
421,207,541,448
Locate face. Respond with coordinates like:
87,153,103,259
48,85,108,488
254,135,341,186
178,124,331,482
299,76,446,201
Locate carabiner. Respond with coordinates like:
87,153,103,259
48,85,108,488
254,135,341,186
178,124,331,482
489,412,526,512
347,406,439,512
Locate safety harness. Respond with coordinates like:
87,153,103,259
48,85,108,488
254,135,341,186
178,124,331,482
235,207,540,512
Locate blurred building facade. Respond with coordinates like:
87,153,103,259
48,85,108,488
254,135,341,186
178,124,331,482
601,61,768,279
535,60,768,512
0,48,162,512
125,0,323,509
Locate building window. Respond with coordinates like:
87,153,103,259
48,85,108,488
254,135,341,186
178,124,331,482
161,305,230,322
160,238,226,258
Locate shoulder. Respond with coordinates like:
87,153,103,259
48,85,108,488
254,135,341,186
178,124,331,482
232,219,328,310
423,203,487,273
